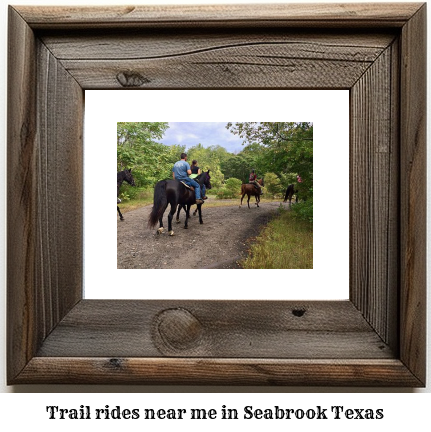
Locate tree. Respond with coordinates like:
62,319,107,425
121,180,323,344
263,172,283,197
186,143,225,190
117,122,171,186
226,122,313,201
221,152,255,183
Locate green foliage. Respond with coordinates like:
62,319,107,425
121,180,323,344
117,122,173,187
225,177,243,192
116,122,313,213
291,199,313,224
118,191,130,201
186,143,225,189
221,153,255,183
216,177,242,199
262,172,283,197
119,185,146,201
226,121,313,205
241,208,313,269
216,189,232,199
279,172,299,188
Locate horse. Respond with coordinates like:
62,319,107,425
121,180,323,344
175,202,198,224
283,184,298,205
239,178,264,209
148,171,212,236
117,168,135,220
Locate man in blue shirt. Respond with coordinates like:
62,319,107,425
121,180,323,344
172,153,204,204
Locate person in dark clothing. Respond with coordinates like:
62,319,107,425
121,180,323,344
189,159,207,199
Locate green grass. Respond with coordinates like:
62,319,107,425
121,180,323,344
241,208,313,269
118,189,154,213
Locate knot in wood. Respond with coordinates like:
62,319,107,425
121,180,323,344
155,308,203,351
292,308,306,317
116,71,150,87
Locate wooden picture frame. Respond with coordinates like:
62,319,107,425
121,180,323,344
7,3,426,386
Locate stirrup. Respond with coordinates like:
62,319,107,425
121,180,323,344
180,181,193,190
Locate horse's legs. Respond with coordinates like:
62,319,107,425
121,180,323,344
166,203,177,235
255,194,260,207
193,206,198,216
184,205,190,229
239,193,246,208
117,206,124,221
197,204,203,224
247,193,251,209
156,203,169,234
176,204,183,223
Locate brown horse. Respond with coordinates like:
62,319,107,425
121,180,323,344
239,178,264,209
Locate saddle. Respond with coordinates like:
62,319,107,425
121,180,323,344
181,181,195,191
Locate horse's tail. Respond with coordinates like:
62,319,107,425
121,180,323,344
148,180,167,228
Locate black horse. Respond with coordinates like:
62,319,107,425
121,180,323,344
148,171,211,236
175,201,199,223
283,184,298,205
117,169,135,220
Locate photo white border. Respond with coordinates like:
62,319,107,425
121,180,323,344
84,90,349,300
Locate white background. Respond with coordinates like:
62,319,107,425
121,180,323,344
0,0,430,426
85,90,349,300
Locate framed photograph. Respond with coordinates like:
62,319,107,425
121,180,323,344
7,3,426,386
86,90,349,299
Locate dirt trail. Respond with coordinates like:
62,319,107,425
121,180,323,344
117,198,290,269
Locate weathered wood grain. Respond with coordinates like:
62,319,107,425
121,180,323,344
399,3,427,385
59,57,372,89
37,30,396,89
7,6,83,382
41,30,395,89
16,3,423,29
37,300,394,359
35,40,84,335
7,6,38,382
15,358,423,386
7,3,426,386
40,31,395,60
350,44,399,348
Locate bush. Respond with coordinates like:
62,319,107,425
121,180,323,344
206,188,217,196
216,177,242,199
216,189,232,199
263,172,283,197
291,199,313,224
119,185,153,201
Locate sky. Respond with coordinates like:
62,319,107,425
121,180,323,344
159,122,245,154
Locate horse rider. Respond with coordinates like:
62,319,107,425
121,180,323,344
189,160,207,199
172,153,204,204
249,169,263,195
